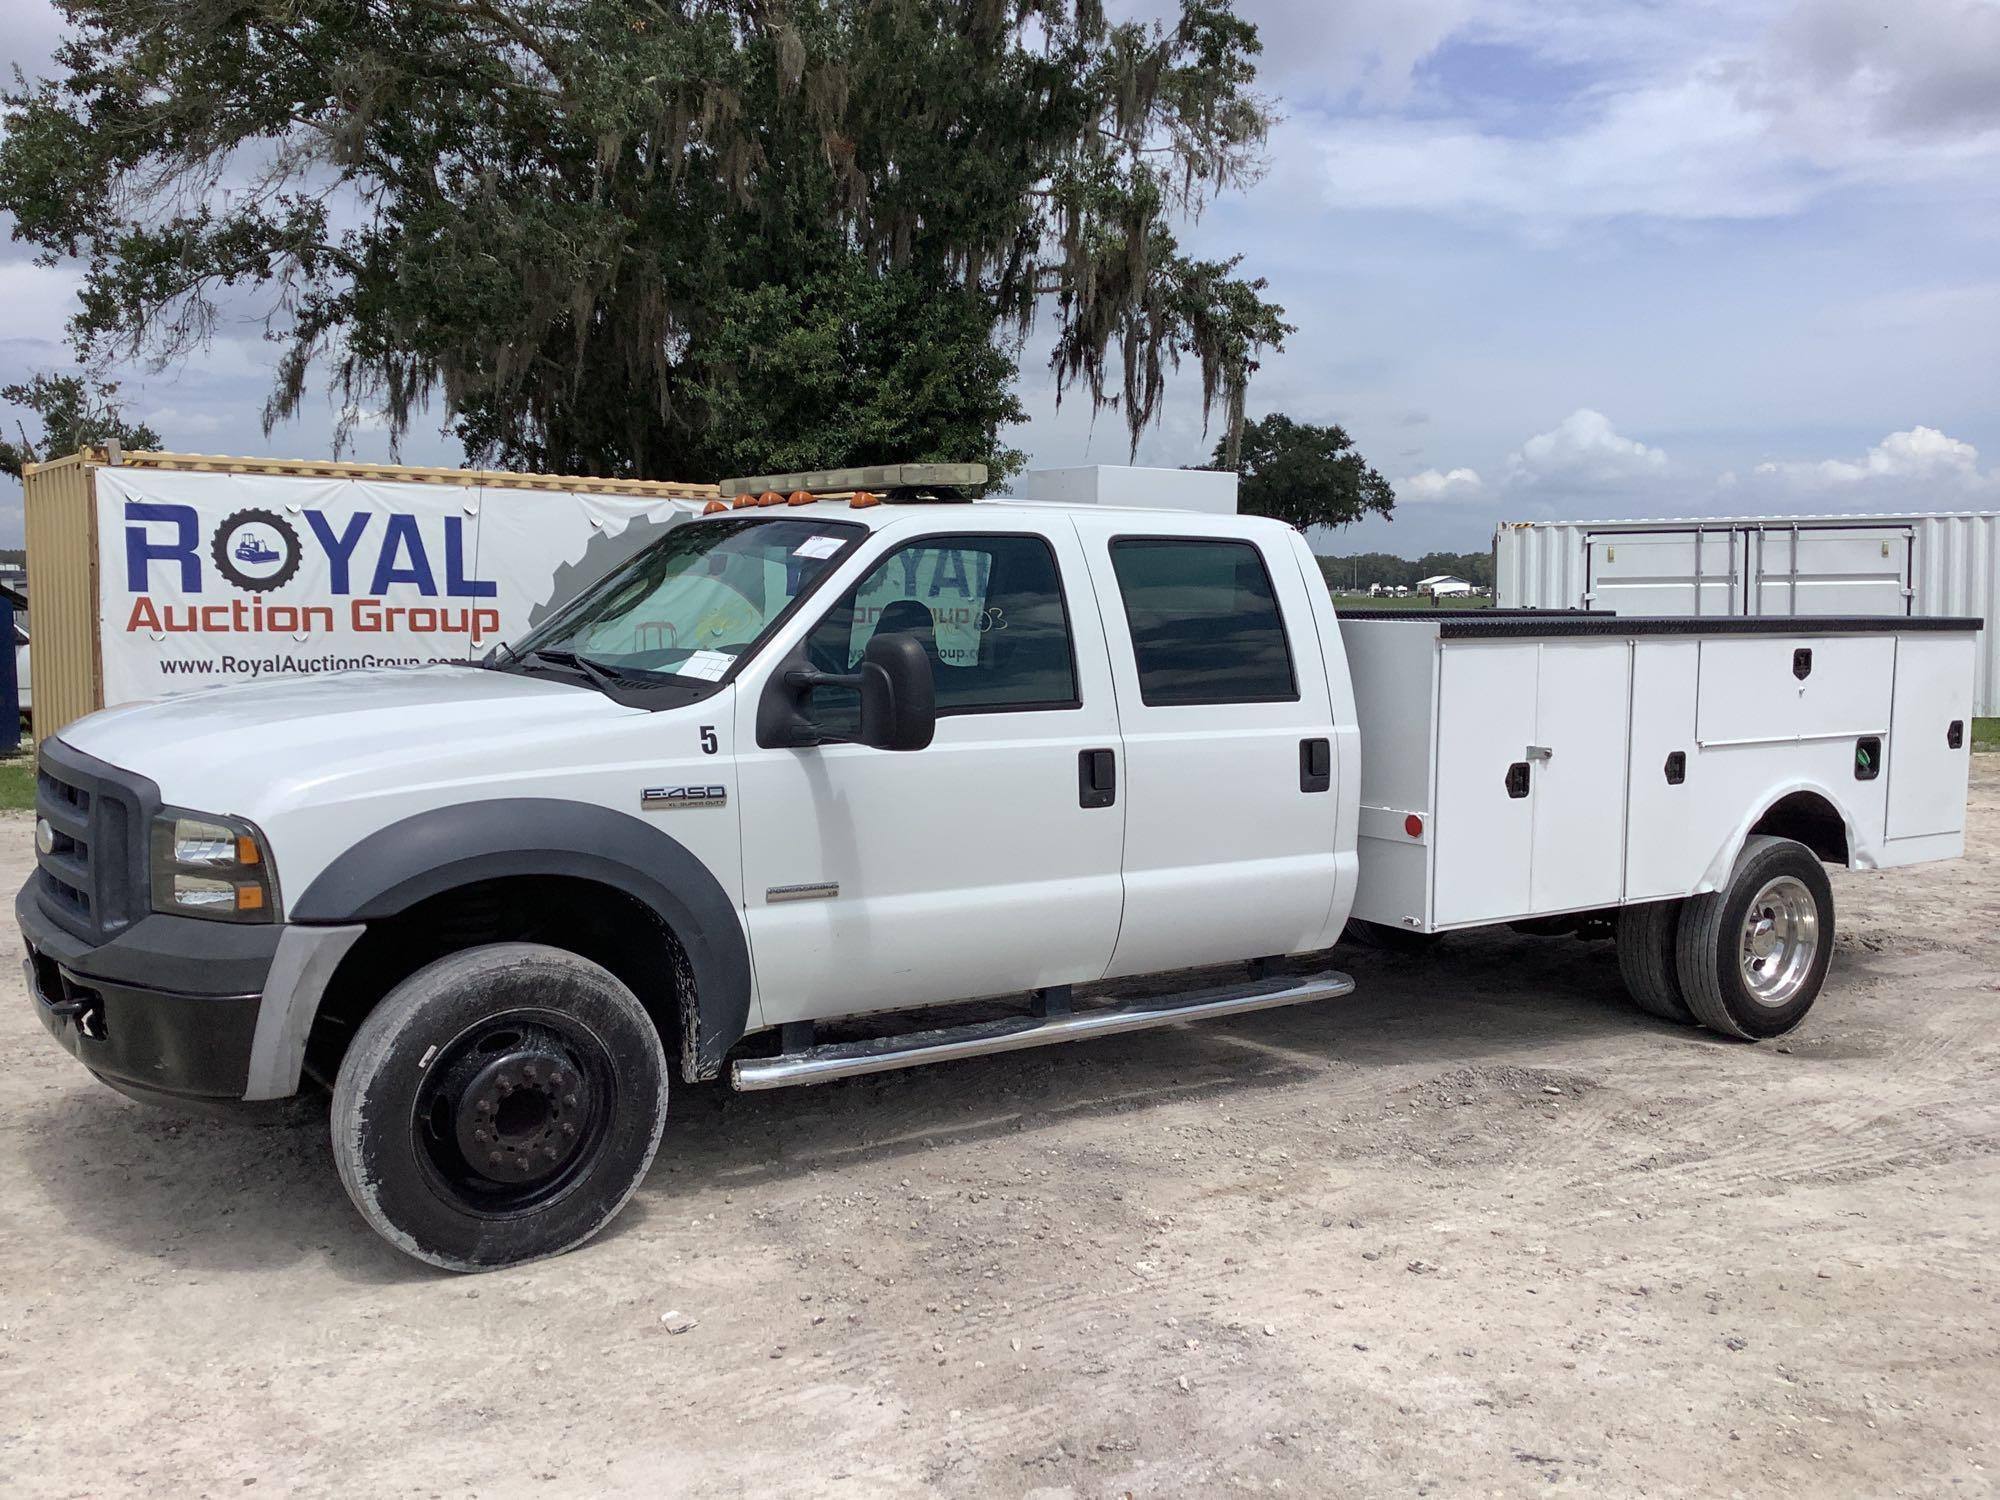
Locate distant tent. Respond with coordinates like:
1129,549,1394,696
1417,574,1474,597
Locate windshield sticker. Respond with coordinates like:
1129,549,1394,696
678,649,732,682
792,535,844,560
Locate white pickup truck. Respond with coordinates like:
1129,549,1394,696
20,465,1980,1271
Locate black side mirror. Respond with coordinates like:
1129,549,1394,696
855,631,935,751
755,631,936,751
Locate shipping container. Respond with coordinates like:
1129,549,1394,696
1494,512,2000,714
20,449,717,740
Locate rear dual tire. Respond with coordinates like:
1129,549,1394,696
1617,836,1834,1041
1616,899,1695,1024
331,943,668,1273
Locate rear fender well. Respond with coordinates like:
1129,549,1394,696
1702,781,1867,890
290,799,752,1082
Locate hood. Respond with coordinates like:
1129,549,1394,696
58,665,642,812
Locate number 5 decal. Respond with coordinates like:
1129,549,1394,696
699,725,719,755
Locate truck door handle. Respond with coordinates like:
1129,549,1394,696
1505,762,1531,798
1079,748,1116,809
1299,737,1331,793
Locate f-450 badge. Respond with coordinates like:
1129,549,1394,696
641,785,727,810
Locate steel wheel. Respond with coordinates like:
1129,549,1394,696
332,944,668,1272
1738,876,1820,1009
411,1010,616,1218
1676,835,1835,1041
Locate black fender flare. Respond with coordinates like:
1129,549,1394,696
292,799,753,1080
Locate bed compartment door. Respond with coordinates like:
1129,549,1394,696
1886,634,1974,840
1433,642,1538,925
1624,639,1704,901
1528,640,1633,913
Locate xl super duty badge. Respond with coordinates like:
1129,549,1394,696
641,785,727,810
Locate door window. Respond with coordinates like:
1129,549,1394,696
1108,538,1297,706
802,534,1078,730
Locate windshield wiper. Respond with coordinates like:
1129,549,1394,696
522,648,676,694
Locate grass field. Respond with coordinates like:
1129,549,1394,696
0,749,32,810
1975,718,2000,753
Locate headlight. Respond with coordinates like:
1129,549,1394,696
150,809,280,923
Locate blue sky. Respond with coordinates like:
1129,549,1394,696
3,0,1997,555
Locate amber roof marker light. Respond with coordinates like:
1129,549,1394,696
716,462,989,508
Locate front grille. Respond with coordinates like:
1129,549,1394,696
33,740,159,943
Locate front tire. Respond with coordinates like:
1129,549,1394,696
1675,836,1834,1041
331,943,668,1272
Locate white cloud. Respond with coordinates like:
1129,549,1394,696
1397,466,1485,502
1507,408,1667,487
1753,425,1998,490
1762,0,2000,140
1312,72,1822,224
1302,0,2000,228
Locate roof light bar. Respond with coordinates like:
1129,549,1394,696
716,463,989,500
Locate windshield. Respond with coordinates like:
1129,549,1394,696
506,516,863,683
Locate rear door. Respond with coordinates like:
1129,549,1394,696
1073,516,1341,976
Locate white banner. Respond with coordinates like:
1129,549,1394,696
96,469,702,706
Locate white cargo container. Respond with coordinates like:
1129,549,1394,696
1493,512,2000,713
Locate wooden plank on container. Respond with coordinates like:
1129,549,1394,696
113,450,717,498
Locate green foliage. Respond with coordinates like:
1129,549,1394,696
0,373,161,479
1206,413,1393,532
0,0,1289,483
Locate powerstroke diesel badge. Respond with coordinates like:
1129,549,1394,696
641,785,727,810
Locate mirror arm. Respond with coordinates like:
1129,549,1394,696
783,667,862,692
773,665,860,747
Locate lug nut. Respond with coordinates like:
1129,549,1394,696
561,1121,577,1137
565,1093,579,1107
477,1095,495,1114
544,1146,559,1161
523,1062,539,1082
549,1070,565,1088
487,1150,503,1165
473,1128,489,1144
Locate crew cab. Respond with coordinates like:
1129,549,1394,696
19,464,1980,1271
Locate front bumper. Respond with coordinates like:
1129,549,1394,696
18,881,280,1101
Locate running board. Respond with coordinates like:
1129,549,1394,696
730,970,1355,1091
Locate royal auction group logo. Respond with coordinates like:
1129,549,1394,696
210,509,304,593
121,499,501,645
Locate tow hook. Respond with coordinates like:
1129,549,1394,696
47,998,106,1039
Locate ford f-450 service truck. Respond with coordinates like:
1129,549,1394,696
20,464,1980,1271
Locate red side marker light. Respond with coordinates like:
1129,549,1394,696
1404,814,1425,839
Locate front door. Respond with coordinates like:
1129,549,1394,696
732,521,1127,1025
1073,517,1343,977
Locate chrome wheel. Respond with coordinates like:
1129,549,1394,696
1738,876,1820,1008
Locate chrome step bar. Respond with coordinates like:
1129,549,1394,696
730,969,1355,1091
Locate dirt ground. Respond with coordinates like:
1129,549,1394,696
3,770,1997,1499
